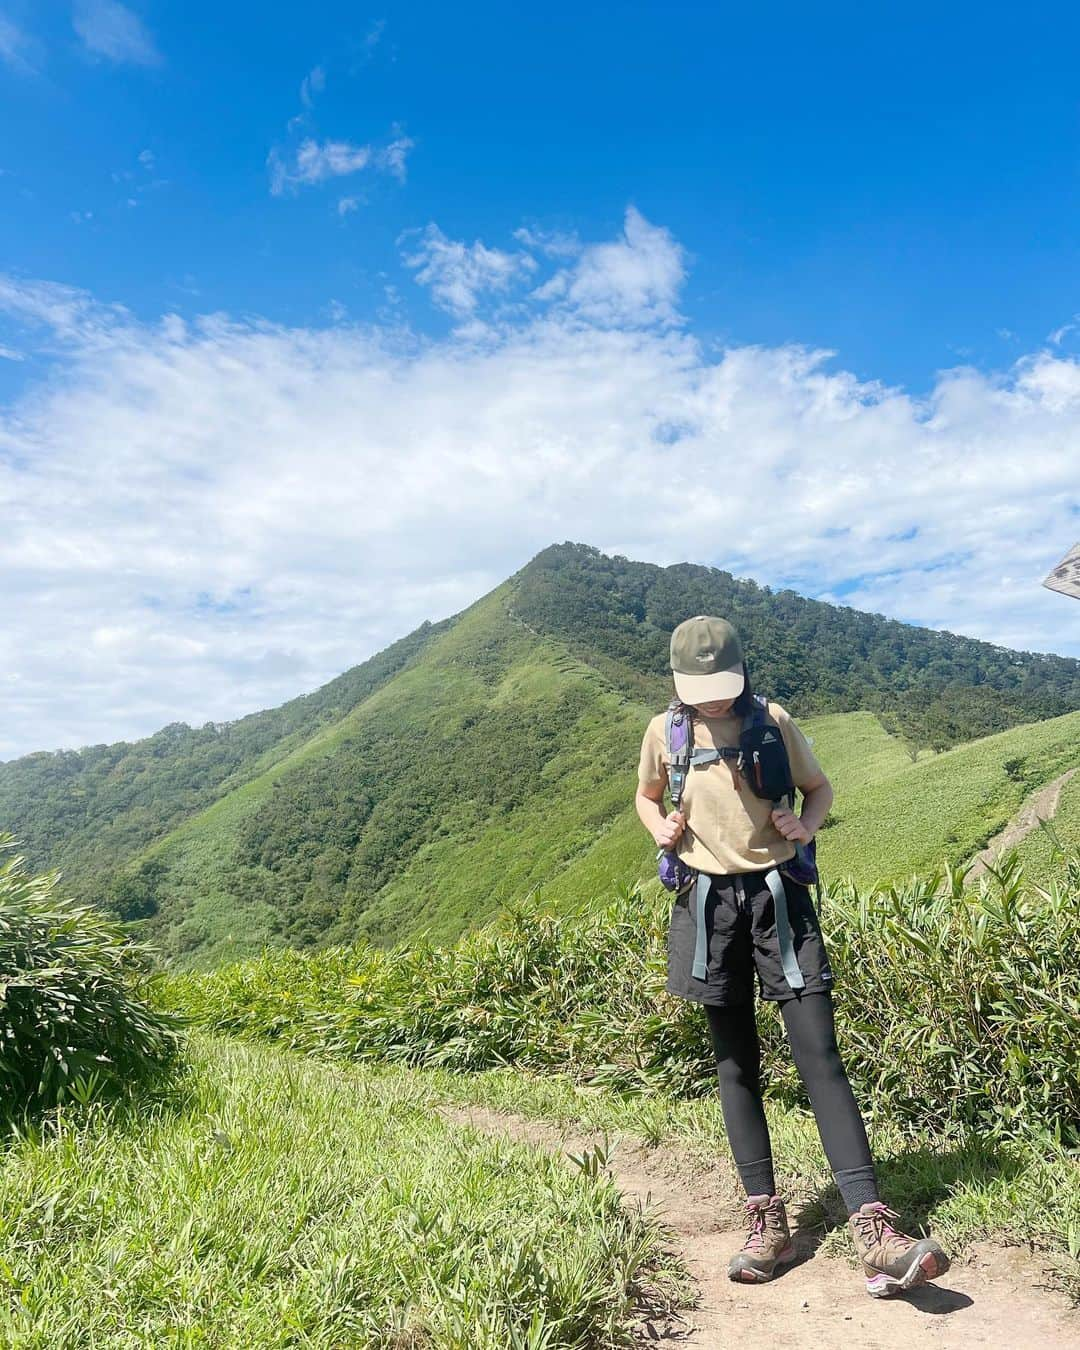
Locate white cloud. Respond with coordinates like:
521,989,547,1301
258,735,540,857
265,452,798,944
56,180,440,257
1,212,1079,759
269,134,410,197
138,147,155,170
269,138,370,195
402,225,537,316
533,206,686,327
0,343,23,360
72,0,160,66
337,196,359,216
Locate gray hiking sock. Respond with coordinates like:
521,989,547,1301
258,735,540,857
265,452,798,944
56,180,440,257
737,1156,777,1199
834,1164,880,1213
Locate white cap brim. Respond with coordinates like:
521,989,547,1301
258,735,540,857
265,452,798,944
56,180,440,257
672,664,745,704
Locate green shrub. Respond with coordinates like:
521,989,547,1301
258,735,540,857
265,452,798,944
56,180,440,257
163,850,1080,1144
0,835,182,1120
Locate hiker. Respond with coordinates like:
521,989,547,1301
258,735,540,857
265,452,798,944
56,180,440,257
635,615,950,1298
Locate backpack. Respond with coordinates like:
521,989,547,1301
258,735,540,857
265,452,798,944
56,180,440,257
657,694,819,893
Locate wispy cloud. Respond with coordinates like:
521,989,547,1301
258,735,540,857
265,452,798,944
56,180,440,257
72,0,161,66
270,54,412,198
363,19,386,54
299,64,325,109
401,225,537,316
513,225,581,259
1048,316,1080,346
0,14,37,73
380,133,414,184
1,211,1078,759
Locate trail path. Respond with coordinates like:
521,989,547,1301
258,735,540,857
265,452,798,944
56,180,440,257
438,1104,1079,1350
968,767,1078,880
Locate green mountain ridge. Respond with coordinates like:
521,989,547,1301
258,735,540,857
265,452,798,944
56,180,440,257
2,541,1078,969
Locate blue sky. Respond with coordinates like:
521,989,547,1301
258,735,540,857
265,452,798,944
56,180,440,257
1,1,1078,757
6,1,1080,392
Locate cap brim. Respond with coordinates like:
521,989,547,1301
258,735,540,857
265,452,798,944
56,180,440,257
673,664,745,703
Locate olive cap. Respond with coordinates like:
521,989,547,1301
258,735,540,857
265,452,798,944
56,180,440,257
669,615,745,704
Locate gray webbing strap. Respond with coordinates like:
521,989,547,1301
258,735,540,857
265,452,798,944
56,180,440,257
688,747,740,766
692,871,711,980
765,868,805,991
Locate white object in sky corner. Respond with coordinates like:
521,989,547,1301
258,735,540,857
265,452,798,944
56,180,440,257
1042,543,1080,601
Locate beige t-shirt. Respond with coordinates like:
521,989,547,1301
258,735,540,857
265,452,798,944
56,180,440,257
637,702,824,874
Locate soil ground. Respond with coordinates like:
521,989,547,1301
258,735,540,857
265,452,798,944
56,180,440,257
438,1104,1080,1350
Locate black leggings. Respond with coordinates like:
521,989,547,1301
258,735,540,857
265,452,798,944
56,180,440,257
703,992,878,1210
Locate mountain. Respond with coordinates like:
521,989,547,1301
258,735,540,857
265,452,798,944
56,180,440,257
2,541,1078,968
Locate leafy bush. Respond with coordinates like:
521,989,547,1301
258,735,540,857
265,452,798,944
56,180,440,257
0,835,182,1120
163,850,1080,1144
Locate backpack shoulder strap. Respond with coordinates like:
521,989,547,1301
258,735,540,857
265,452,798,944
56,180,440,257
664,698,693,810
742,692,769,735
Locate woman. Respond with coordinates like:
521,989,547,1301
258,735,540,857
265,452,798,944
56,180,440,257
635,614,949,1298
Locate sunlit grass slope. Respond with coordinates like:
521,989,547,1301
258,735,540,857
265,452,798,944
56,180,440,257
811,708,1080,883
0,1033,685,1349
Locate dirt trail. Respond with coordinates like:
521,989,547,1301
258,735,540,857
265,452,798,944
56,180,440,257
968,767,1078,880
438,1104,1079,1350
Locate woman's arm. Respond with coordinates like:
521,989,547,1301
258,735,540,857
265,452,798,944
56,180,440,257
636,777,686,850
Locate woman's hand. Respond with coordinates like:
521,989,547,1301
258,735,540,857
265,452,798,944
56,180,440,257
771,806,813,844
653,810,686,850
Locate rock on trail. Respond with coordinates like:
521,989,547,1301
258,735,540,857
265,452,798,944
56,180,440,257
438,1104,1079,1350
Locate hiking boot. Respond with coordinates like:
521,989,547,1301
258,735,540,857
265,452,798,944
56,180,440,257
727,1194,796,1283
848,1202,950,1298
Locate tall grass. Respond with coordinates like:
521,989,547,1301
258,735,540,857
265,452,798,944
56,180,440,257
0,1035,688,1348
0,834,181,1121
163,848,1080,1145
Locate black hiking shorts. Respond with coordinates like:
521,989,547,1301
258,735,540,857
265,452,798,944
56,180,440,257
665,869,834,1007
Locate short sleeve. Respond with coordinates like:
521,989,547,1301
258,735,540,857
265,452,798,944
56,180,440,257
637,715,668,789
770,703,824,790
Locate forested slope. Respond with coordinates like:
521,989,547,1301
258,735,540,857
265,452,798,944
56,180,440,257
0,618,454,893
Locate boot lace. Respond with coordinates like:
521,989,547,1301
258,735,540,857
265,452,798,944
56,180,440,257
742,1204,767,1252
852,1202,905,1250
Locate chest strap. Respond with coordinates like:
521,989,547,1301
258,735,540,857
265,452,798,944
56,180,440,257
688,746,741,766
